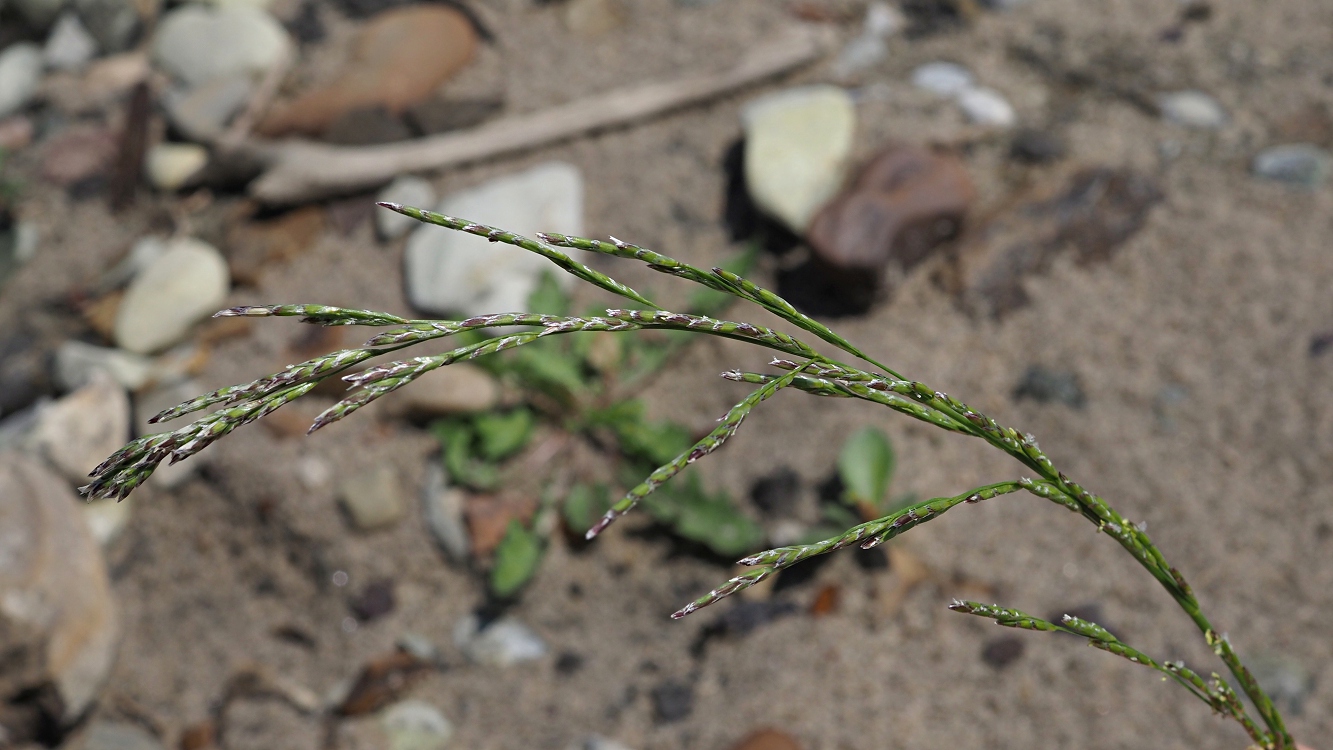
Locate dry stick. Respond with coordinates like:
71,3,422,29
243,24,831,204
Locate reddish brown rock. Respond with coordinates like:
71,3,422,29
257,6,478,138
808,145,974,273
465,493,537,558
730,729,802,750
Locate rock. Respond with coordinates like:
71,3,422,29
12,0,69,28
729,729,801,750
391,363,499,417
0,331,51,418
113,237,230,354
74,0,142,54
0,218,39,287
831,2,904,78
404,95,503,136
32,372,130,485
349,579,395,621
650,679,694,723
0,453,119,737
381,700,453,750
808,145,975,273
0,43,44,120
1009,128,1065,164
152,5,292,88
741,86,856,234
144,142,208,191
957,87,1015,127
54,341,154,392
562,0,626,37
452,615,546,667
748,467,801,517
40,123,118,186
981,636,1025,668
68,720,166,750
910,61,973,96
1157,90,1227,130
44,12,99,72
0,115,34,151
337,466,407,531
162,74,253,142
256,5,476,138
1252,144,1330,188
377,176,436,239
404,161,582,317
422,463,470,563
1013,365,1085,408
396,632,441,663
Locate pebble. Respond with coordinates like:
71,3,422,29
162,74,253,142
0,219,39,287
1009,128,1066,164
650,679,694,723
421,462,470,562
729,729,801,750
1157,90,1227,130
808,145,975,273
114,237,230,354
832,2,904,78
152,5,293,88
748,466,802,517
349,579,396,621
404,161,582,317
68,720,166,750
910,61,973,97
571,737,635,750
381,700,454,750
74,0,142,54
0,453,120,735
337,466,407,531
0,331,51,419
390,363,500,417
742,86,856,233
562,0,627,37
0,43,44,120
256,5,477,138
957,87,1016,127
55,342,154,393
1252,143,1330,188
44,12,99,71
377,176,436,239
452,615,547,667
145,142,209,191
1013,365,1085,409
32,371,130,485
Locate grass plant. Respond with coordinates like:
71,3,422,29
84,204,1294,749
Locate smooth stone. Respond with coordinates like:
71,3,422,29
256,5,476,137
162,74,253,142
1157,90,1227,129
68,720,166,750
833,2,907,78
0,43,44,120
12,0,69,28
377,176,436,239
957,86,1016,127
1252,143,1330,188
0,452,120,731
404,161,582,317
381,700,453,750
421,462,469,563
0,219,39,286
73,0,140,54
742,86,856,233
55,341,155,392
45,12,99,71
82,495,132,545
910,61,973,96
114,237,230,354
144,142,209,191
452,615,546,667
562,0,626,37
1009,128,1066,164
389,362,499,417
337,466,407,531
0,331,50,420
32,372,130,485
152,5,292,88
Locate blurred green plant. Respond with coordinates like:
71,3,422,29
82,206,1295,749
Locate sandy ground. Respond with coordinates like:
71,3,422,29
2,0,1332,748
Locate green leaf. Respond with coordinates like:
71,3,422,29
490,520,543,597
473,408,535,462
508,344,589,397
431,419,500,491
585,400,692,466
838,426,895,510
527,270,571,316
562,482,611,533
644,475,764,557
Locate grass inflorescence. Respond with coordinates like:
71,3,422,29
82,202,1294,749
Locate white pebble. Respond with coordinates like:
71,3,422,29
910,62,974,97
957,87,1016,128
